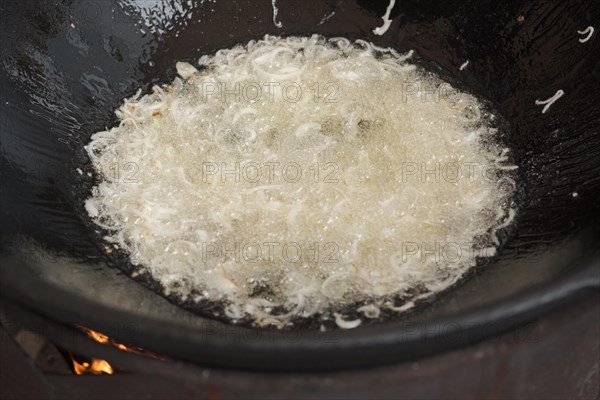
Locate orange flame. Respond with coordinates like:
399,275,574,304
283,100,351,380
85,329,110,344
69,326,166,375
72,358,114,375
68,328,117,374
80,327,166,359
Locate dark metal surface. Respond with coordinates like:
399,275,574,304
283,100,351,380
1,0,600,370
1,293,598,399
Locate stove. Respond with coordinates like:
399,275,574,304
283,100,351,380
1,293,597,400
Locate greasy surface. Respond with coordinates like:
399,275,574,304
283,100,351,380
85,35,517,328
1,0,599,368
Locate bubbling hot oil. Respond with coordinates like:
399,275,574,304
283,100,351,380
85,35,517,329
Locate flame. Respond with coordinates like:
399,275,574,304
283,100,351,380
85,329,110,344
70,327,167,375
82,327,165,359
81,326,165,355
72,358,114,375
68,329,117,374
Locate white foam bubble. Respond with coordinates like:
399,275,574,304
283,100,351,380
86,35,517,328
